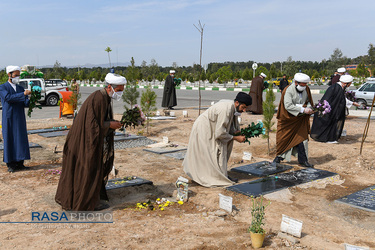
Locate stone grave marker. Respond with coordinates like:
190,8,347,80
344,243,369,250
27,127,68,134
114,134,145,142
38,130,69,138
219,193,233,213
106,176,153,190
143,146,187,155
231,161,293,177
335,185,375,212
227,168,337,197
280,214,303,238
147,116,176,120
242,151,252,161
164,150,187,160
0,142,42,150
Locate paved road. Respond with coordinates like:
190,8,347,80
1,86,327,120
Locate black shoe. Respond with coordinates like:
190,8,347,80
228,176,238,183
17,165,31,171
299,161,314,168
273,156,283,163
168,107,175,110
7,167,16,173
94,203,110,211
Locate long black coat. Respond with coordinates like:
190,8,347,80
161,75,177,108
310,84,346,142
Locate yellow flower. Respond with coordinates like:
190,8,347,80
160,208,164,211
178,201,184,205
156,198,161,201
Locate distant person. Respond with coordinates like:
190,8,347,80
274,73,315,168
70,78,80,94
183,92,252,187
162,70,177,110
330,67,346,85
279,74,289,93
311,75,360,143
248,72,266,114
0,66,32,173
55,73,126,211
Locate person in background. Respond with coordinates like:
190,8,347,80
0,65,32,173
162,70,177,110
279,74,289,93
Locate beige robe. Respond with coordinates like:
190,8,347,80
182,100,239,187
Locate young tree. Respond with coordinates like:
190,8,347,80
141,85,157,135
123,57,140,109
262,84,276,155
367,43,375,76
149,58,159,84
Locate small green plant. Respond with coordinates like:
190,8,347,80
248,196,269,234
141,84,157,135
262,84,276,155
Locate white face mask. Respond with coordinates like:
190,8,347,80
11,76,20,84
110,86,123,101
296,85,306,92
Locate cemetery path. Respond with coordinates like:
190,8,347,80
0,111,374,249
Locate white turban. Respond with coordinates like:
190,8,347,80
105,73,127,85
337,67,346,73
170,70,175,74
6,65,21,74
294,73,310,83
260,73,267,78
340,75,354,83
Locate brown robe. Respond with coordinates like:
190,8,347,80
276,85,314,156
248,76,265,114
55,88,114,211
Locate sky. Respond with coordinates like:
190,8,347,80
1,0,374,69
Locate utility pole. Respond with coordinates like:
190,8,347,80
194,20,205,116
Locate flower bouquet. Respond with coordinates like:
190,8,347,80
312,100,331,117
27,82,42,117
120,104,146,130
235,121,266,144
174,78,182,86
345,90,356,102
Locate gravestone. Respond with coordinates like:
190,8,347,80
27,127,68,134
143,146,187,155
164,150,187,160
106,176,153,190
0,142,42,150
227,168,337,197
147,116,176,120
231,161,293,177
335,185,375,212
38,130,69,138
114,134,145,142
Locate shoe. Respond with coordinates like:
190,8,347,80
228,176,238,183
17,165,31,171
299,161,314,168
168,107,175,110
7,167,16,173
326,141,338,144
273,156,283,163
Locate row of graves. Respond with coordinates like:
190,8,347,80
2,106,373,249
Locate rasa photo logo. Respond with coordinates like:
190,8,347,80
31,211,113,223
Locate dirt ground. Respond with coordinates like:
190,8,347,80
0,109,375,249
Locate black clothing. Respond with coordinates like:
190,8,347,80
162,75,177,108
310,83,346,142
279,78,289,93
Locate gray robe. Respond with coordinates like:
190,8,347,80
183,100,239,187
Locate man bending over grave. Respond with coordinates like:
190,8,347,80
182,92,251,187
55,73,125,211
273,73,315,168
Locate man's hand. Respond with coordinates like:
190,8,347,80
353,102,361,107
24,90,31,96
233,135,246,143
110,121,122,130
304,107,313,115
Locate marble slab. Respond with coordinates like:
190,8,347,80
0,142,42,150
164,150,187,160
335,185,375,212
38,130,69,138
143,146,187,155
106,176,153,190
231,161,293,177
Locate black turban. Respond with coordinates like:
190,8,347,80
235,92,252,106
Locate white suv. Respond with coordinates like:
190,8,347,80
353,78,375,106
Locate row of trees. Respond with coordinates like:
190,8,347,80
1,44,374,84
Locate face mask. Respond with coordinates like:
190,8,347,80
11,76,20,84
111,86,123,101
296,85,306,92
234,105,242,116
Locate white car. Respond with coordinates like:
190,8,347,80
353,79,375,106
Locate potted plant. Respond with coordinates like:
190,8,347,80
248,196,268,248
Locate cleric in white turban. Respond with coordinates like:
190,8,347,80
0,65,32,172
56,72,126,211
311,74,359,143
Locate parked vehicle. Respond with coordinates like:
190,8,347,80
353,78,375,106
18,78,68,106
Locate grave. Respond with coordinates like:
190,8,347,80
231,161,293,177
227,168,337,197
147,116,176,120
192,107,208,110
335,185,375,212
164,150,187,160
106,176,153,190
27,127,68,134
114,134,145,142
38,130,69,138
143,146,187,155
0,142,42,150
